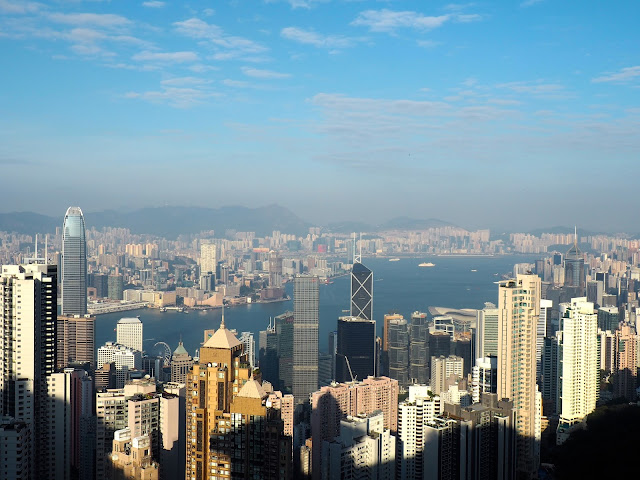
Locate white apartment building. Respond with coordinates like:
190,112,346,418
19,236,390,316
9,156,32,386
116,317,143,353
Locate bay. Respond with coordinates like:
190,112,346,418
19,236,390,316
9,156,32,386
95,254,542,358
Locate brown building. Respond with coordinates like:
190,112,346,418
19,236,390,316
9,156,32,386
108,428,158,480
186,316,292,479
614,323,638,400
57,314,95,369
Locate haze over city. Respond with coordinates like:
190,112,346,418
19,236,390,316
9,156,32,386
1,1,639,230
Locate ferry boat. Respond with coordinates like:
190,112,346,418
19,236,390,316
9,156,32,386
389,258,400,262
418,262,435,267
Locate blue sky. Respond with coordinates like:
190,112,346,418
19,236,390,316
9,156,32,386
1,1,639,231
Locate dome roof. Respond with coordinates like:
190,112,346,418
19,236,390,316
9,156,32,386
173,341,189,356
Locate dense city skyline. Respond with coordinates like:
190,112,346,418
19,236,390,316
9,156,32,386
2,2,639,230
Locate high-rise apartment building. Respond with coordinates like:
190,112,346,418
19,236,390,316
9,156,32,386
293,275,319,407
555,298,598,445
397,385,444,480
61,206,87,315
335,316,376,382
471,356,498,404
56,314,95,369
537,299,553,383
311,376,399,479
351,262,373,320
116,317,143,352
409,312,429,384
497,273,541,479
614,324,638,400
321,411,396,480
200,243,217,275
107,429,159,480
430,355,464,396
0,263,57,477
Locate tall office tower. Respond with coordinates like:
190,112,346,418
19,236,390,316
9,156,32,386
107,429,159,479
429,330,451,361
199,242,217,275
186,320,291,480
169,341,192,383
444,394,517,480
586,280,603,307
335,316,376,382
555,298,598,445
62,206,87,315
238,331,256,368
564,233,585,294
321,411,396,480
56,314,95,369
0,263,57,477
397,385,444,480
107,274,124,300
311,377,399,479
117,317,143,352
259,320,279,387
537,299,553,383
598,306,620,331
476,302,499,358
276,311,294,393
268,251,283,287
430,355,464,395
614,324,638,400
471,356,498,404
387,316,409,387
497,273,541,479
351,262,373,320
409,312,429,384
454,338,472,377
293,275,319,407
383,313,403,351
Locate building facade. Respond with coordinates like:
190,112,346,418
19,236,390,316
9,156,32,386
61,207,87,315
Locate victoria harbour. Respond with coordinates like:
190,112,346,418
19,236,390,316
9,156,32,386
96,254,541,357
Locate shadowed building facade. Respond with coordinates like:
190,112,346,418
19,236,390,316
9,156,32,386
335,316,376,382
351,262,373,321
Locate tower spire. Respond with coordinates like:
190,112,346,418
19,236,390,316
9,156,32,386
574,225,577,246
220,303,225,329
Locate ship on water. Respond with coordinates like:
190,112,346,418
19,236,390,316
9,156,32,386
389,258,400,262
419,262,435,267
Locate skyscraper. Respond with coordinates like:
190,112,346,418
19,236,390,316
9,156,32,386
555,298,598,445
387,316,409,387
335,316,376,382
200,243,217,275
293,275,319,407
536,299,553,383
476,302,499,358
564,230,585,294
0,262,57,477
497,273,541,479
351,262,373,320
56,314,95,369
117,317,143,352
409,312,429,385
61,206,87,315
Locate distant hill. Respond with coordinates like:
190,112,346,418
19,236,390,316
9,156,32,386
0,205,313,238
324,216,454,233
527,226,605,237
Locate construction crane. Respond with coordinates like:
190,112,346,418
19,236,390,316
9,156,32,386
344,355,357,383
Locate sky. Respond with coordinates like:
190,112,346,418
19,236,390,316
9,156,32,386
1,1,639,232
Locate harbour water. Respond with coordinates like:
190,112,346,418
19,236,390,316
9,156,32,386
96,254,542,358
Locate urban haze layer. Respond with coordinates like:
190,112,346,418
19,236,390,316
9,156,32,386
0,205,639,479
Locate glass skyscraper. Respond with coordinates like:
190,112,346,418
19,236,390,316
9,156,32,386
351,262,373,320
62,206,87,315
292,275,319,408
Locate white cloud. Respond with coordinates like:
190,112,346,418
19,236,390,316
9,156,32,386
124,86,219,108
497,81,566,96
174,18,267,57
351,9,450,32
417,39,440,48
592,66,640,84
132,50,199,63
48,13,132,29
223,79,251,88
142,1,165,7
281,26,361,49
161,77,212,86
0,0,41,14
241,66,290,79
